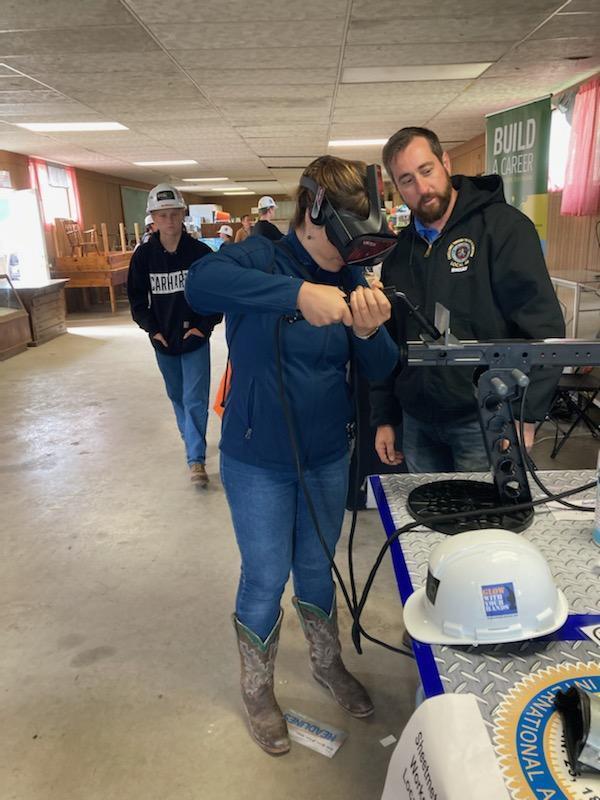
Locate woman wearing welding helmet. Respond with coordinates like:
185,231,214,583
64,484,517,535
185,155,399,755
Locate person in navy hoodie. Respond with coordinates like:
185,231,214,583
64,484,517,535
128,183,222,488
186,156,399,755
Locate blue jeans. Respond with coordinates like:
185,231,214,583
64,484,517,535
220,452,349,641
155,345,210,465
402,411,489,473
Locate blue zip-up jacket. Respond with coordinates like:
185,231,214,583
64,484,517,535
185,231,399,469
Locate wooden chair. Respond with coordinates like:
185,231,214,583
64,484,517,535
55,218,100,257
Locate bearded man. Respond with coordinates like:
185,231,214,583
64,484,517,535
370,127,565,473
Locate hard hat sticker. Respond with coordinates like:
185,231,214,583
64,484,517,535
482,582,518,618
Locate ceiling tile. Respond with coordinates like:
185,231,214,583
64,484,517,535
351,0,562,17
336,80,469,105
0,89,64,104
332,106,447,122
0,101,95,118
0,0,135,28
127,0,348,21
150,20,346,50
1,52,178,75
235,124,329,138
203,85,333,103
508,36,600,62
0,26,159,56
484,58,600,80
174,47,341,70
348,15,550,45
187,69,337,85
245,138,327,157
531,13,600,39
0,73,51,90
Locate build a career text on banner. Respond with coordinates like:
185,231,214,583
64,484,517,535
485,96,551,249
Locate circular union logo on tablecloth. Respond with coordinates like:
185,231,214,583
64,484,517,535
493,661,600,799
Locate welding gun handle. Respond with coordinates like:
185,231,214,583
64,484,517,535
287,283,399,324
392,290,441,341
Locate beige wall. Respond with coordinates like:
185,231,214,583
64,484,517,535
447,134,486,176
197,193,290,220
0,149,30,190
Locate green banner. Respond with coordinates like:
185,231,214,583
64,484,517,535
485,97,551,248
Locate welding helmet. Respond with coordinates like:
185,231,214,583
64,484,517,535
403,529,568,646
146,183,186,213
299,164,397,266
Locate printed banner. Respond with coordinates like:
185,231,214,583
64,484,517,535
486,97,551,249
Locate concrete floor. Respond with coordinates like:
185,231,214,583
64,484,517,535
0,310,419,800
1,307,597,799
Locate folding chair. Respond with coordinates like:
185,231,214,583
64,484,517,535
546,371,600,458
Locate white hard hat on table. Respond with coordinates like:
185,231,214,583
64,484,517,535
403,529,569,646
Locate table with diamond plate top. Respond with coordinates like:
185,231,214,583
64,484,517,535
371,470,600,799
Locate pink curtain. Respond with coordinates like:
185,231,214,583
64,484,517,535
561,77,600,216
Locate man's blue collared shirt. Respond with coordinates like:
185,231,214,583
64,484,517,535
414,216,441,244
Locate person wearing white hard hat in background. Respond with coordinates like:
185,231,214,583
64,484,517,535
252,195,283,241
140,213,156,245
218,224,234,246
127,183,223,488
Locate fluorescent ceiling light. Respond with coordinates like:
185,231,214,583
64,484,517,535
176,185,248,191
133,159,198,166
329,139,387,147
15,121,128,132
180,177,229,182
223,191,255,196
342,63,493,83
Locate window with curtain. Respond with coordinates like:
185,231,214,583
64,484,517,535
548,107,571,192
28,159,81,225
560,77,600,216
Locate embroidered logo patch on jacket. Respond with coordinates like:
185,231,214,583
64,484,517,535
447,238,476,273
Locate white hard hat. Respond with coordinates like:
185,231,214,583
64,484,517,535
258,195,277,211
218,225,233,237
144,214,153,226
146,183,186,213
403,529,569,646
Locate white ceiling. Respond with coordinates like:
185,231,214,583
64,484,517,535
0,0,598,197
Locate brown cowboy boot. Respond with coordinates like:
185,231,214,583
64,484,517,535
292,595,374,718
232,611,290,755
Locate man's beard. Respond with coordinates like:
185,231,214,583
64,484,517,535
415,176,452,224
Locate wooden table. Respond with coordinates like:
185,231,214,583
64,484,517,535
13,279,69,345
52,252,130,314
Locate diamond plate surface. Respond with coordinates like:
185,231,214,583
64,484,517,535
379,470,600,729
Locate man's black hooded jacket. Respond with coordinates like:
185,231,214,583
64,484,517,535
370,174,565,425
